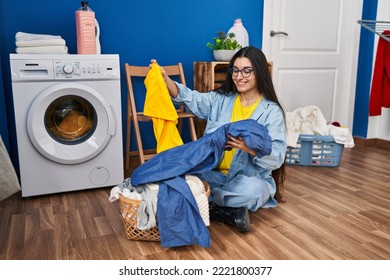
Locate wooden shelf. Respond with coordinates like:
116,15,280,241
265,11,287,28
193,61,229,137
193,61,229,92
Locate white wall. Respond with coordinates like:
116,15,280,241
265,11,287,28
367,0,390,140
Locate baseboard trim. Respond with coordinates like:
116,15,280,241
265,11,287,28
353,137,390,149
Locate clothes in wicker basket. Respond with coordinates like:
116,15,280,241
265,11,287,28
117,179,210,243
110,178,157,230
109,185,142,202
110,175,209,230
185,175,210,226
130,119,272,247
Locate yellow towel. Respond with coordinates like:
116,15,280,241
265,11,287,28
144,63,183,153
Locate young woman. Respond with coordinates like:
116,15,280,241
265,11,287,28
155,46,286,232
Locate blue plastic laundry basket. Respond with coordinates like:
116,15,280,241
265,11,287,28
286,134,344,167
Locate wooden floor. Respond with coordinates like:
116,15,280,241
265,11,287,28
1,144,389,260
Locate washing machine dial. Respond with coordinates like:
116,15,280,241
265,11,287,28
63,64,74,74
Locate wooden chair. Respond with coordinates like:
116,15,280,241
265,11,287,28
124,62,197,170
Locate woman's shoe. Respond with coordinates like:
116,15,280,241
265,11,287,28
209,202,251,232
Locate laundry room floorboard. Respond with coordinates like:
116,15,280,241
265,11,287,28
0,143,390,260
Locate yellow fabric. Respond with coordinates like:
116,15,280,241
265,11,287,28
144,63,183,153
218,95,262,174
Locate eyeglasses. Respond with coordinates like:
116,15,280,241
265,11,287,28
228,67,255,78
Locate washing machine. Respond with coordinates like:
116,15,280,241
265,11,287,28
10,54,124,197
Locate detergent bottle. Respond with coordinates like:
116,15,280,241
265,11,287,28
76,1,99,54
95,19,101,54
227,18,249,48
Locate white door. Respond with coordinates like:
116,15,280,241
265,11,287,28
262,0,363,128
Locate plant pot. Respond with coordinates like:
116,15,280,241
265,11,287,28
213,49,238,62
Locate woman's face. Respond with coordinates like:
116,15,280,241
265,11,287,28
231,57,258,94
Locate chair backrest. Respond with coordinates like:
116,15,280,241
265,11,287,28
124,62,192,168
125,63,186,116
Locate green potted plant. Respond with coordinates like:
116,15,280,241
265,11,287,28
207,31,242,61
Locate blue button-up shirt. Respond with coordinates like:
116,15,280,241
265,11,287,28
173,83,287,204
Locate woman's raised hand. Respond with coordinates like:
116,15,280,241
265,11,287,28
149,59,157,67
150,59,167,80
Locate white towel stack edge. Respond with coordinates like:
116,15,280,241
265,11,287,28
15,32,68,54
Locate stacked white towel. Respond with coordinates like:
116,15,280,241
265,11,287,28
15,32,68,54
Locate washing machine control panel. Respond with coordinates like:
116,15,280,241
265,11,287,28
62,64,75,74
54,59,120,80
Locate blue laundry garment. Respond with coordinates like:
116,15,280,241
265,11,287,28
157,177,211,247
131,119,272,247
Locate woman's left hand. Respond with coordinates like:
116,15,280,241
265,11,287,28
225,134,256,156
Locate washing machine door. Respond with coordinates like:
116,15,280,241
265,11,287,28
27,83,116,164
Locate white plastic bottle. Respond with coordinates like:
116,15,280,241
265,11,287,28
76,1,97,54
95,19,101,54
228,18,249,48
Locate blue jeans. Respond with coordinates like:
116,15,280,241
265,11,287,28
199,170,271,212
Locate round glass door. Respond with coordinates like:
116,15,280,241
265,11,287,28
45,95,97,144
27,83,115,164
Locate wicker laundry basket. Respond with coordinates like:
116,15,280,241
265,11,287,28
118,179,210,242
